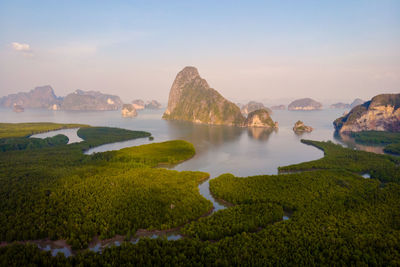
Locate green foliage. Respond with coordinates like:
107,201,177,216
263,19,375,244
350,131,400,145
384,143,400,155
279,139,400,183
182,203,283,240
0,123,210,249
0,122,87,138
349,131,400,155
0,134,69,152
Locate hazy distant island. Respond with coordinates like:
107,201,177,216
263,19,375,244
270,104,286,110
12,104,24,113
61,89,123,111
132,99,145,110
293,120,313,133
0,86,163,112
163,66,277,128
350,98,364,109
0,85,61,109
334,93,400,133
288,98,322,111
145,100,162,109
330,102,351,109
121,104,137,117
241,101,272,116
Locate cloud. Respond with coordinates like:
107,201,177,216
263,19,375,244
11,42,33,57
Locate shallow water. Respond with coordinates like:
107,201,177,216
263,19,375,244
30,128,83,144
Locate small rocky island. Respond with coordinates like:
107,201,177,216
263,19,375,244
121,104,137,117
288,98,322,111
145,100,162,109
12,104,24,113
241,101,271,116
334,93,400,133
293,120,313,133
244,109,278,128
132,99,145,110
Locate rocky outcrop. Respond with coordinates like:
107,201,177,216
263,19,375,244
271,105,285,110
334,94,400,133
12,104,24,113
293,120,313,133
60,90,123,111
163,66,245,126
244,109,278,128
0,85,60,109
241,101,272,116
330,102,350,109
121,104,137,117
350,98,364,109
145,100,162,109
288,98,322,111
132,99,145,110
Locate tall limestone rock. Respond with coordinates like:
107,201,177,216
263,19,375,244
334,93,400,133
163,67,245,126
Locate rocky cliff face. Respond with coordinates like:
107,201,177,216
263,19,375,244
0,85,60,109
293,120,313,133
121,104,137,117
334,94,400,133
163,67,245,126
288,98,322,111
244,109,278,128
241,101,271,116
61,90,123,111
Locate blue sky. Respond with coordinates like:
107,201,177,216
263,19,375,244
0,0,399,104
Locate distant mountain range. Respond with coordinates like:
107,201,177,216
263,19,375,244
0,86,161,112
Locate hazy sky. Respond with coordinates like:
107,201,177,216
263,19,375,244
0,0,399,104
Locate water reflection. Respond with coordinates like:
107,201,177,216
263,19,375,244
334,132,385,154
247,127,275,141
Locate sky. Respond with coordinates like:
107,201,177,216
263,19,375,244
0,0,399,105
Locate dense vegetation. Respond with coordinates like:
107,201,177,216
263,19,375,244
182,203,283,240
349,130,400,155
0,134,69,152
1,126,400,265
279,139,400,183
0,123,211,249
0,122,87,138
2,168,400,265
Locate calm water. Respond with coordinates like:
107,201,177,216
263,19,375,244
0,107,348,177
